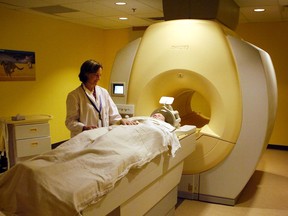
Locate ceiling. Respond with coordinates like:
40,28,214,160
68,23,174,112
1,0,288,29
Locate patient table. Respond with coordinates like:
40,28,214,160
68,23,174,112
0,118,196,216
83,130,195,216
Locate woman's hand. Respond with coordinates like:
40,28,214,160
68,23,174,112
82,125,98,131
120,119,139,125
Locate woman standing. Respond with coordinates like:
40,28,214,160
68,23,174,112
65,59,136,137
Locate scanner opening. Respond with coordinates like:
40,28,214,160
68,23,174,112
128,69,214,130
173,90,210,128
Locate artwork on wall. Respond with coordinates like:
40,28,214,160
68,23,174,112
0,49,36,81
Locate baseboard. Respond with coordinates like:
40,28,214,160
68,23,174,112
267,144,288,151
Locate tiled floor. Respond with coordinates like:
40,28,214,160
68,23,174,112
175,148,288,216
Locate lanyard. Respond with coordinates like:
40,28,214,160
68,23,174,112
82,85,102,121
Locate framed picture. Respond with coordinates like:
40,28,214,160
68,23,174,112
0,49,36,81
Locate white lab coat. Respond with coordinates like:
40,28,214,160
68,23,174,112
65,85,121,137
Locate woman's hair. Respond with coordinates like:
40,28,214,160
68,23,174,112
78,59,103,83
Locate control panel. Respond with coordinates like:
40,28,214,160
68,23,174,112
116,104,134,118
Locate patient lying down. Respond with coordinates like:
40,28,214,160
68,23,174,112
0,116,180,216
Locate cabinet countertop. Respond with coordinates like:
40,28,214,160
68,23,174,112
0,114,52,125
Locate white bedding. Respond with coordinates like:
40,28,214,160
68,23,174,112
0,118,180,216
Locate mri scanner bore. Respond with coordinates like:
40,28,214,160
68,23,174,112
110,19,277,205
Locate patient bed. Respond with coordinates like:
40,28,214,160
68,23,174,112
83,126,196,216
0,118,196,216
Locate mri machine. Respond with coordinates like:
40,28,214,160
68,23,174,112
0,19,277,216
109,19,277,206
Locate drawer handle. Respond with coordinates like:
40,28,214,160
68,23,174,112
30,128,38,132
31,142,38,147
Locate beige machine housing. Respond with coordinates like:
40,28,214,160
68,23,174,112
110,20,277,205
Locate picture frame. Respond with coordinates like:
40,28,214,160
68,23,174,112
0,49,36,81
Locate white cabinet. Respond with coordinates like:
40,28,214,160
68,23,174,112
2,115,52,167
14,123,51,158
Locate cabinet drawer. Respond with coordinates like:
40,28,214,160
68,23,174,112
15,123,50,139
16,136,51,157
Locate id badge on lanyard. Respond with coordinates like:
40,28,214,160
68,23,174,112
82,85,103,126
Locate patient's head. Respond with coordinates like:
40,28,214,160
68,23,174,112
151,113,165,121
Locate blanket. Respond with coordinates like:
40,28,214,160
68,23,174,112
0,118,180,216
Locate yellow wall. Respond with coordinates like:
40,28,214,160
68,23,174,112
0,7,140,144
236,22,288,146
0,7,106,143
1,5,288,146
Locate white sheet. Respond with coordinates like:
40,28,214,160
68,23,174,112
0,118,180,216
